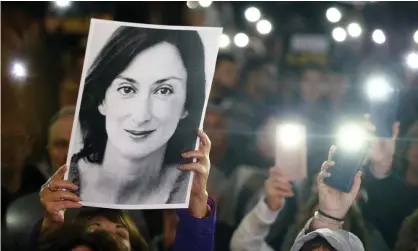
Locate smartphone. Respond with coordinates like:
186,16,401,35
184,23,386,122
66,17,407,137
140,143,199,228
275,123,307,181
369,90,399,138
324,145,368,193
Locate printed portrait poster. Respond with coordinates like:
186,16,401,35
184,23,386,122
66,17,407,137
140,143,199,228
65,19,222,209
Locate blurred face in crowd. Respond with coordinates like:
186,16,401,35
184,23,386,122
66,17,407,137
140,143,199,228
300,68,327,102
249,63,278,95
87,216,131,251
98,42,187,160
48,114,74,172
1,113,33,175
203,109,227,152
214,60,238,90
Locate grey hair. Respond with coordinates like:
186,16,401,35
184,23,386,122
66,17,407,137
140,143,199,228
49,106,76,130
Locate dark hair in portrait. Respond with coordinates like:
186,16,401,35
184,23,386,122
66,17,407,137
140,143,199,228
76,25,206,165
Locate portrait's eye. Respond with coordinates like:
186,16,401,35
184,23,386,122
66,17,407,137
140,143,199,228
154,86,174,96
117,86,136,96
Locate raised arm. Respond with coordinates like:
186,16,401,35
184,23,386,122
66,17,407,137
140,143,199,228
290,146,365,251
230,167,294,251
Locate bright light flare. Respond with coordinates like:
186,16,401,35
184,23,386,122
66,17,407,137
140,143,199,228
365,76,393,101
11,61,27,79
337,124,368,152
186,1,199,9
198,0,212,8
332,27,347,42
219,34,230,49
256,19,272,35
326,7,342,23
245,7,261,23
406,52,418,70
414,30,418,44
347,22,362,38
234,33,249,48
276,123,306,149
372,29,386,45
55,0,71,8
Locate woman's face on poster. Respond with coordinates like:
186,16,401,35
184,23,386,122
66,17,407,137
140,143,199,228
98,42,188,160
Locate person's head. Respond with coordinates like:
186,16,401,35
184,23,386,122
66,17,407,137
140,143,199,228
239,56,277,98
394,209,418,251
37,222,129,251
293,194,367,249
395,122,418,172
213,53,237,90
299,236,337,251
76,208,148,251
48,106,75,172
78,26,206,165
203,104,227,159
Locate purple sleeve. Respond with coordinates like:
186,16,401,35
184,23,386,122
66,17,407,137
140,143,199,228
172,198,216,251
27,218,43,250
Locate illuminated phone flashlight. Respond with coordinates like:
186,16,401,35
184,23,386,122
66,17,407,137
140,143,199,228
337,123,368,152
10,61,27,80
405,52,418,71
276,123,306,149
365,75,394,102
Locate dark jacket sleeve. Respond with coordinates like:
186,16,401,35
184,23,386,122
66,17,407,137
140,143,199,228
172,198,216,251
27,218,44,251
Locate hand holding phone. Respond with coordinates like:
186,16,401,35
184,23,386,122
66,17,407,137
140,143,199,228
324,123,369,193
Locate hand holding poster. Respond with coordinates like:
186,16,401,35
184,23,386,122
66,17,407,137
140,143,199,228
65,19,222,209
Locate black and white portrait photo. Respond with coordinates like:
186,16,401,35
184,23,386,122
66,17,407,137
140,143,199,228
65,19,222,209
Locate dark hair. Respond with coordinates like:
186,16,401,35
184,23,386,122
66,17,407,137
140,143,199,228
37,222,128,251
76,208,149,251
300,236,337,251
394,209,418,251
215,53,236,68
77,25,206,165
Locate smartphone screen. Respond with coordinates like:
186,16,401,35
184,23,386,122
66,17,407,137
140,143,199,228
324,145,368,193
275,123,308,181
369,90,399,138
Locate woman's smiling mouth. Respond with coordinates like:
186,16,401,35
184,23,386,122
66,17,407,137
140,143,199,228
124,129,156,139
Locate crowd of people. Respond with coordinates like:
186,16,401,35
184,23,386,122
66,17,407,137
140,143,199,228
2,3,418,251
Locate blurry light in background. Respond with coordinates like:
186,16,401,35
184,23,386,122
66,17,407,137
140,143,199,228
11,61,27,80
256,19,272,35
365,75,393,101
244,7,261,23
372,29,386,44
198,0,212,8
55,0,71,8
219,34,230,49
186,1,199,9
332,27,347,42
347,22,362,38
234,33,249,48
276,123,306,149
326,7,342,23
406,52,418,70
414,30,418,44
337,124,368,152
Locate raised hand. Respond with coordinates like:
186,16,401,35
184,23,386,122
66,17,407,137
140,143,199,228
39,165,81,224
316,146,362,220
365,113,399,178
179,130,211,218
264,167,294,211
